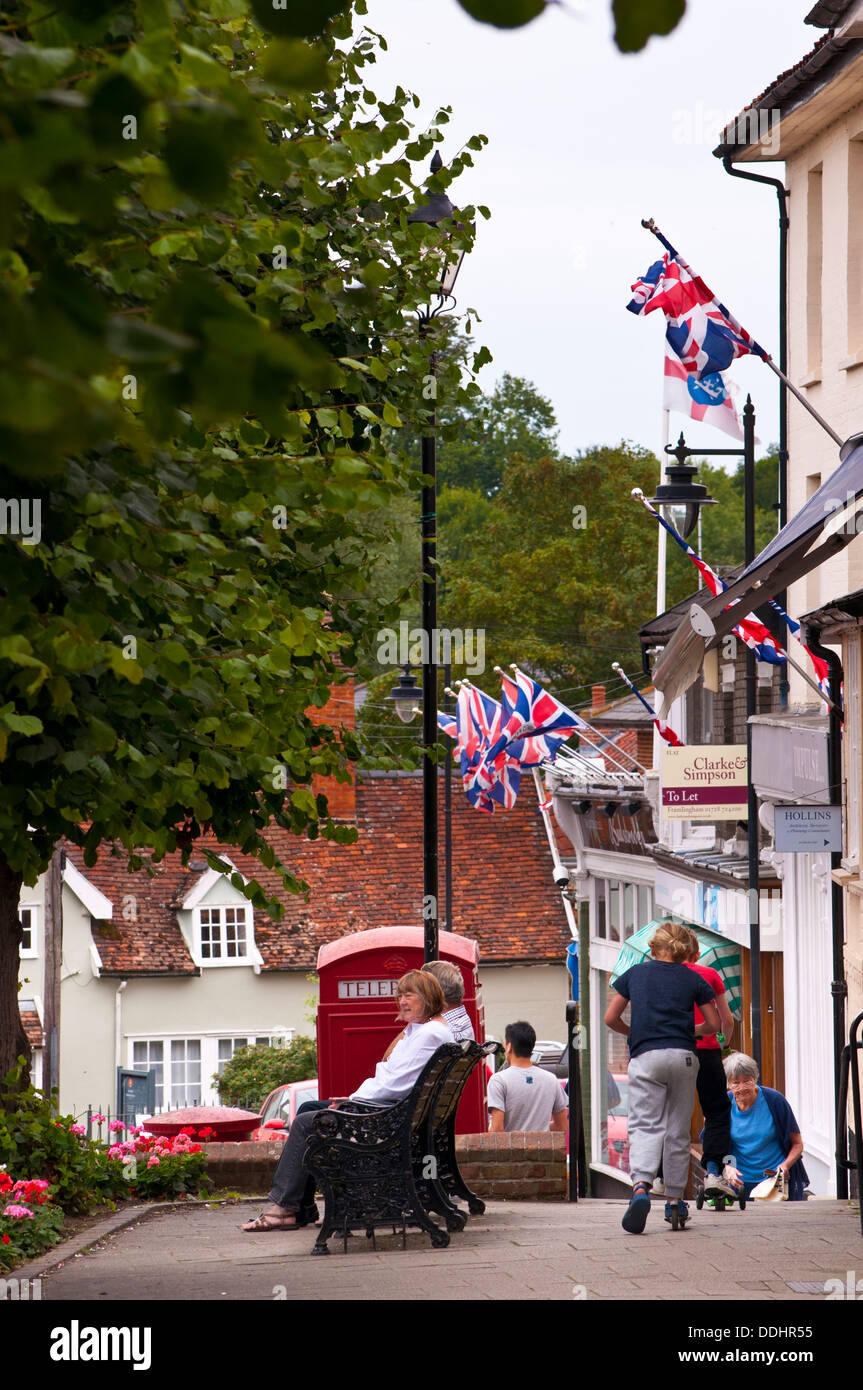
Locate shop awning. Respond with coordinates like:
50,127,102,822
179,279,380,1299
652,437,863,711
609,919,743,1020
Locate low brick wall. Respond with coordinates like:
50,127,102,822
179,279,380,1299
204,1134,567,1200
203,1141,285,1191
455,1132,566,1200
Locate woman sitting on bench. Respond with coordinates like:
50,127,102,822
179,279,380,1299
242,970,452,1232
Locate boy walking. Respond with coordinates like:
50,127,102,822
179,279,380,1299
604,922,720,1233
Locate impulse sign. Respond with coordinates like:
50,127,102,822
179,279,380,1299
661,745,748,822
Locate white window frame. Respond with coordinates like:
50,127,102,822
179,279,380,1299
128,1030,294,1109
19,904,38,959
195,904,253,967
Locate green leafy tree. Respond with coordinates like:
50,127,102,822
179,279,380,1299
443,443,694,692
0,0,488,1082
215,1037,317,1110
453,0,686,52
437,372,558,497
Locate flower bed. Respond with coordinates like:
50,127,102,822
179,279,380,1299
0,1074,213,1270
0,1172,64,1272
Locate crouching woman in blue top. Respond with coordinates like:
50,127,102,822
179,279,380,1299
723,1051,808,1200
605,922,720,1234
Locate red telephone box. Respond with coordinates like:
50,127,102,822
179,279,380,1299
316,926,487,1134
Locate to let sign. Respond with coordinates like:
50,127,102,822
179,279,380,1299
661,745,748,821
774,805,842,853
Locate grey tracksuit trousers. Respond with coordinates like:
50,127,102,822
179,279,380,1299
628,1048,699,1199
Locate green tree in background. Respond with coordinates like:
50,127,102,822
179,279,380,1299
0,0,487,1082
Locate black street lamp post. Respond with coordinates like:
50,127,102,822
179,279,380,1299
402,154,468,962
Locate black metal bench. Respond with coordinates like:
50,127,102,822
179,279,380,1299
303,1040,497,1255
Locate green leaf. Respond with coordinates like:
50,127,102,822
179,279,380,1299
261,40,330,91
455,0,546,26
249,0,351,38
612,0,686,52
0,712,43,737
381,402,401,428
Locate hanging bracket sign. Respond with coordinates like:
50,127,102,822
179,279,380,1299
774,805,842,853
661,745,748,821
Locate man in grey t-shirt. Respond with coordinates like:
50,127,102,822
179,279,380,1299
487,1021,567,1133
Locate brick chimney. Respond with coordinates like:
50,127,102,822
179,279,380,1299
591,684,606,711
306,669,356,819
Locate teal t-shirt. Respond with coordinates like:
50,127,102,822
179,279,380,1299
730,1087,786,1181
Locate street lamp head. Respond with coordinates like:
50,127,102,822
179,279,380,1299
387,664,423,724
650,437,717,539
407,152,468,301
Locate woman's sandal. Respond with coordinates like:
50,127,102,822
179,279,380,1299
241,1211,301,1233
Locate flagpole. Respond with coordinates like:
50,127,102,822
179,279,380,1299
657,408,669,614
531,766,578,942
641,217,844,448
762,357,842,447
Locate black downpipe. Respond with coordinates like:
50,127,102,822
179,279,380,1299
802,625,848,1200
721,155,790,707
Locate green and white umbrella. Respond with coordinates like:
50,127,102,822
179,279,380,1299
610,919,742,1021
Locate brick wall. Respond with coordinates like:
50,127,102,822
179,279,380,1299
204,1135,567,1199
306,671,356,818
455,1132,567,1199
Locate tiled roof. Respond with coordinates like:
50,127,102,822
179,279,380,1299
714,26,863,155
20,1008,44,1049
65,846,200,977
65,773,570,974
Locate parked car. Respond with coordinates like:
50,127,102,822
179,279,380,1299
249,1079,319,1142
606,1072,630,1171
531,1040,568,1079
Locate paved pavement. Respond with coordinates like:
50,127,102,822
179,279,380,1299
22,1196,863,1302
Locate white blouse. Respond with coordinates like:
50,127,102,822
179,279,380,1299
350,1019,454,1104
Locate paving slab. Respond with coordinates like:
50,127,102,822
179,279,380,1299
15,1195,861,1306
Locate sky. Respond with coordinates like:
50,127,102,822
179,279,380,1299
362,0,817,466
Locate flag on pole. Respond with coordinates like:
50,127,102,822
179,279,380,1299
662,345,743,442
462,683,521,811
436,710,457,740
634,490,786,665
480,667,588,783
612,663,684,746
628,244,767,380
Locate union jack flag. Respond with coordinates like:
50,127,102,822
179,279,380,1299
436,710,458,740
480,668,588,785
628,247,767,380
613,664,683,746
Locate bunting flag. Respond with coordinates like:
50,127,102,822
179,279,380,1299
612,663,684,746
628,241,767,380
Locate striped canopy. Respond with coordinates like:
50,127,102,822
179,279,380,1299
610,919,742,1021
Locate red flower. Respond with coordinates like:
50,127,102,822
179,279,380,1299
0,1175,12,1193
188,1144,202,1154
198,1126,216,1139
179,1126,196,1137
1,1234,10,1244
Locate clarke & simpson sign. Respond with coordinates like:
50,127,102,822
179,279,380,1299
661,745,748,821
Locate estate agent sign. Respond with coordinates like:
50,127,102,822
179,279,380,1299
661,745,748,821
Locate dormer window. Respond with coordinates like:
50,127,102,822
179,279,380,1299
199,906,249,962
